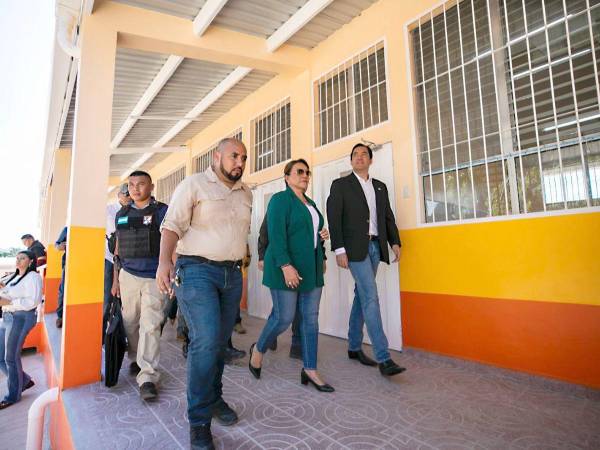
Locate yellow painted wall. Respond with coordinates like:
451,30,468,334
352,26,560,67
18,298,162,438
146,0,599,308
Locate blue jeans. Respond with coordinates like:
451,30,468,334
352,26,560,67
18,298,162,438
57,266,65,319
257,288,322,369
103,259,114,314
348,241,390,363
174,258,242,426
0,310,36,403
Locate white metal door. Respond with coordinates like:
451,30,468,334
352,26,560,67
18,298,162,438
248,177,286,319
312,143,402,350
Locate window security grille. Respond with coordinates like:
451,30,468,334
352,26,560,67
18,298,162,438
410,0,600,223
252,100,291,172
192,129,243,174
314,42,389,147
156,166,186,204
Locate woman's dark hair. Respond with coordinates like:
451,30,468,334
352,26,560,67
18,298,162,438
4,250,37,287
283,158,310,176
283,159,310,186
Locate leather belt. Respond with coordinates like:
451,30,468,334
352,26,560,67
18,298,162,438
178,255,242,268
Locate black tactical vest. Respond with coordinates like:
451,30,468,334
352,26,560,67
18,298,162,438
115,201,164,259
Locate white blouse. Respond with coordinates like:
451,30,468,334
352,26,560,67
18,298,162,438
1,271,43,312
306,204,320,249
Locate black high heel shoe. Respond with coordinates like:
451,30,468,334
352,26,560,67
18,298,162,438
248,343,261,379
300,369,334,393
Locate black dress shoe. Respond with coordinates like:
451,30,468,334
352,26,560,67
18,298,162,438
0,400,14,410
129,361,141,376
22,379,35,392
289,346,302,360
378,359,406,376
190,424,214,450
224,346,246,364
248,343,261,379
348,350,377,366
212,400,238,426
300,369,335,393
139,382,158,401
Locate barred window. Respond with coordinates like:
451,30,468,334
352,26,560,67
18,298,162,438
192,128,243,174
410,0,600,223
314,42,389,147
252,99,291,172
156,166,185,204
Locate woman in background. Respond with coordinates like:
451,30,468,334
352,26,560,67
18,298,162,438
0,250,42,409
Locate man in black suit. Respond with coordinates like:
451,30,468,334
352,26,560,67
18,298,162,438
326,143,406,376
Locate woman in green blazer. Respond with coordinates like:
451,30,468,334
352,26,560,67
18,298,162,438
249,159,334,392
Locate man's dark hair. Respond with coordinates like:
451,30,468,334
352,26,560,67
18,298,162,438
20,234,34,240
350,143,373,160
129,170,152,182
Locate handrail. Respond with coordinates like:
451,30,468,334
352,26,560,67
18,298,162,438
26,387,59,450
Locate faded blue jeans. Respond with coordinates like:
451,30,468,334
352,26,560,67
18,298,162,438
347,241,390,363
174,257,242,427
257,287,322,369
0,309,37,403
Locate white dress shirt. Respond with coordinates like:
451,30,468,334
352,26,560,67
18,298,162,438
335,172,378,255
306,204,320,248
106,202,121,262
1,271,43,312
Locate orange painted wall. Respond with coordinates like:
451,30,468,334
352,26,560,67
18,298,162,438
44,277,61,313
23,322,41,349
401,292,600,388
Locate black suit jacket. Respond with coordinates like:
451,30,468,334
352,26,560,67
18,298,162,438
326,173,400,264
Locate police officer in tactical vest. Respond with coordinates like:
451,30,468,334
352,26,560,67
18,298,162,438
111,170,169,401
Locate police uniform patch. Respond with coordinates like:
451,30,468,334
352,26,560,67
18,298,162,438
143,215,153,225
117,216,128,225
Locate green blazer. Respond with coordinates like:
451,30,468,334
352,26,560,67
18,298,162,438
262,186,325,292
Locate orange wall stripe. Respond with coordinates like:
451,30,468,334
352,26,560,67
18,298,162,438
401,291,600,388
399,212,600,305
44,277,61,313
60,302,103,388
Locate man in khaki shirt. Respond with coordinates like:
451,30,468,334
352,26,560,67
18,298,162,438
157,138,251,450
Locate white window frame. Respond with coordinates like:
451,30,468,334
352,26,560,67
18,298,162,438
404,0,600,227
251,98,291,173
312,38,392,151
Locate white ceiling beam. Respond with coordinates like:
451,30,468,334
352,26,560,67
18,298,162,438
110,146,186,155
153,66,251,148
266,0,334,52
110,55,184,149
121,66,251,178
193,0,229,36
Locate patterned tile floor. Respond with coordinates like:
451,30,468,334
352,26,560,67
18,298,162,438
62,314,600,449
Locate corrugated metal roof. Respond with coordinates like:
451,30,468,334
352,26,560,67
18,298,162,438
166,70,275,146
212,0,306,39
109,152,172,177
119,57,237,147
112,0,206,20
112,48,170,141
287,0,378,48
59,81,77,148
110,0,377,49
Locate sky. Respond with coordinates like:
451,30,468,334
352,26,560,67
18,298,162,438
0,1,55,249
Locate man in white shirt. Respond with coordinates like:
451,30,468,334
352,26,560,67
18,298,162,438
326,143,406,377
104,184,130,313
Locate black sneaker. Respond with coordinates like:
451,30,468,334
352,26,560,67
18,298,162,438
129,361,141,376
190,424,214,450
22,379,35,392
289,346,302,360
139,382,158,401
212,400,238,426
223,346,246,364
